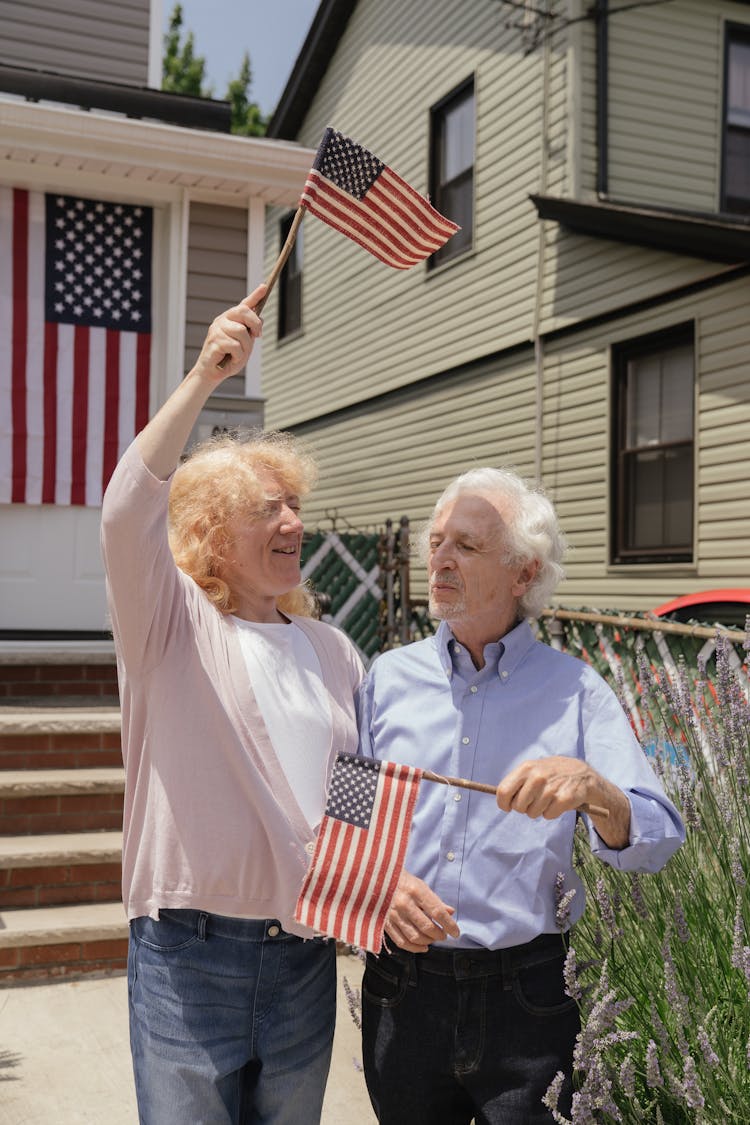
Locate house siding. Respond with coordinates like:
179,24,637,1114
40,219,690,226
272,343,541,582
263,0,750,615
541,273,750,608
185,202,248,394
0,0,151,86
264,0,552,429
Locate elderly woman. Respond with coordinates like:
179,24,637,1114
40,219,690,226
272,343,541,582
100,285,363,1125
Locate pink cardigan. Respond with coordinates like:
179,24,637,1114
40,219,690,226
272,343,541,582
100,442,363,936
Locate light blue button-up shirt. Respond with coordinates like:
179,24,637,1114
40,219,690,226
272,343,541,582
358,619,684,950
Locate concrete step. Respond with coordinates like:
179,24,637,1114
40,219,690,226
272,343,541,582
0,830,123,909
0,829,123,867
0,707,122,769
0,900,128,982
0,640,118,703
0,767,125,835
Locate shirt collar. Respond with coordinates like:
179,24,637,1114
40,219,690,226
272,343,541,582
435,617,536,681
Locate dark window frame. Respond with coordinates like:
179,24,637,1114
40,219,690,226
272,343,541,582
610,323,696,566
721,22,750,216
277,211,303,341
427,76,475,270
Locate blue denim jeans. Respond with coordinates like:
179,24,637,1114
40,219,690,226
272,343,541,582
361,934,578,1125
128,910,336,1124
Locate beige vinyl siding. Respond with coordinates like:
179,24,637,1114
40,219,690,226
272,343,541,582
263,0,558,430
537,224,722,334
0,0,150,86
185,203,248,394
606,0,725,211
295,350,537,597
541,273,750,610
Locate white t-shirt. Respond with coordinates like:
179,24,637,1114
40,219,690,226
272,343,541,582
232,617,332,828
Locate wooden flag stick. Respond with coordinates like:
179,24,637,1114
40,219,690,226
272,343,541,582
217,205,305,369
421,769,609,819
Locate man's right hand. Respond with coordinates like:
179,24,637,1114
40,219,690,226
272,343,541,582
384,870,460,953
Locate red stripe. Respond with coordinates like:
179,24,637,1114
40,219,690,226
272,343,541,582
302,178,419,268
305,168,457,262
70,326,89,506
318,822,360,934
372,172,457,249
102,330,120,496
41,321,58,503
345,770,402,945
377,167,459,239
297,817,345,927
361,766,421,950
308,820,348,926
302,193,416,269
329,823,370,938
304,174,425,263
135,332,150,434
11,188,29,503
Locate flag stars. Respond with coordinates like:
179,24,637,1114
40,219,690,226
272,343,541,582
45,192,150,331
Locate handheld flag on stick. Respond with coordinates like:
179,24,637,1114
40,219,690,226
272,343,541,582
218,127,459,366
294,752,422,954
299,126,460,268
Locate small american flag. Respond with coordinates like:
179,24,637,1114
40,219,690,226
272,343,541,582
295,752,422,953
299,127,459,269
0,188,152,506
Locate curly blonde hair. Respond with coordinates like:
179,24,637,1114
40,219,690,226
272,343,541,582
168,430,318,618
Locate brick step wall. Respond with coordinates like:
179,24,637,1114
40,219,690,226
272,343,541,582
0,647,127,979
0,768,125,834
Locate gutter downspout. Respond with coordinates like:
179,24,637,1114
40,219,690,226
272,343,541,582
533,2,552,483
596,0,609,198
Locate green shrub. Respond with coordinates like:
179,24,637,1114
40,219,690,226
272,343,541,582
545,634,750,1123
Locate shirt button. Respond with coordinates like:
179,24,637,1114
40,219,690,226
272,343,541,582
501,670,509,680
453,793,462,802
268,924,281,937
470,686,478,694
305,841,315,854
455,645,462,653
462,736,470,745
446,851,455,861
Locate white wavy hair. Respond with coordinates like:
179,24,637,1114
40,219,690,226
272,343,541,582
422,467,567,620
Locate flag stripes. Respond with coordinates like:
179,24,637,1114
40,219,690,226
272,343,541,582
295,754,422,953
299,128,459,270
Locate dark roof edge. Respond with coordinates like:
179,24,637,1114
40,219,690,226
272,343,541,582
267,0,358,139
530,193,750,264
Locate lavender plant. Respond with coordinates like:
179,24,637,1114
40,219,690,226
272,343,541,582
545,632,750,1122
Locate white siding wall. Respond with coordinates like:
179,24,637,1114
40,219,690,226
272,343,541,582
0,0,151,86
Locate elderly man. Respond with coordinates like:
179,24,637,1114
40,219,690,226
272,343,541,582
357,466,684,1125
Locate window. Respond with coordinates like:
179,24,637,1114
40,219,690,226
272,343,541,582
611,326,695,564
277,212,303,339
722,24,750,215
428,78,475,268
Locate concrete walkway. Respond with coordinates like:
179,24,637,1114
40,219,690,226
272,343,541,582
0,951,375,1124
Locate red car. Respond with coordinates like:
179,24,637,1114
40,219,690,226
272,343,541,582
652,588,750,631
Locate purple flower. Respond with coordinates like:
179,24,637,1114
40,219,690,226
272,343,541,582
563,945,582,1002
697,1025,719,1068
645,1039,664,1088
673,897,690,943
618,1053,635,1099
554,872,577,932
629,873,649,920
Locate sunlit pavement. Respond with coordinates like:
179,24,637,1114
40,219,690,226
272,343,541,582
0,949,374,1124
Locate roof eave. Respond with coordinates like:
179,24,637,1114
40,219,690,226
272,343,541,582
530,193,750,264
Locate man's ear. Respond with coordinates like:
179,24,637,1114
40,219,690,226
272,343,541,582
512,558,540,597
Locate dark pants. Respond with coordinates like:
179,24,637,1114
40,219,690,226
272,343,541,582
361,934,578,1125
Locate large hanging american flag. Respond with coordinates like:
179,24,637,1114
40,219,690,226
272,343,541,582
299,127,459,269
0,187,152,506
295,752,422,953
